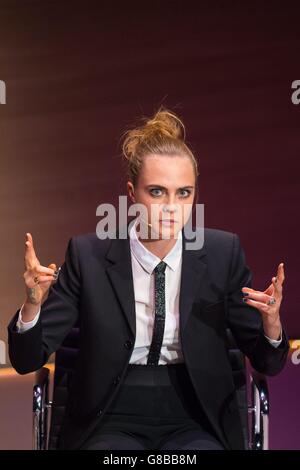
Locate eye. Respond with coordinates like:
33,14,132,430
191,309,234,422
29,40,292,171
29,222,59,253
179,189,191,198
150,188,163,197
149,188,192,198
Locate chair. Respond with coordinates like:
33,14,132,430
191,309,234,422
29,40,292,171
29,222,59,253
32,326,269,450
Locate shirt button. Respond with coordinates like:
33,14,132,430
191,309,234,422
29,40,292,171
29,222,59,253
124,340,133,349
97,409,103,417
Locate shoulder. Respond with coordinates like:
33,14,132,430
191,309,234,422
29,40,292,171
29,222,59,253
188,226,239,251
186,226,244,265
203,226,236,243
66,231,113,259
200,227,247,266
71,231,102,245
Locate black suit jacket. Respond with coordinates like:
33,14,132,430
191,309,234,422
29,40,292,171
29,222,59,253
7,221,289,449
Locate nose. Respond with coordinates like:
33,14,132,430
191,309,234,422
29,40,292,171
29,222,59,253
161,200,180,215
164,192,177,207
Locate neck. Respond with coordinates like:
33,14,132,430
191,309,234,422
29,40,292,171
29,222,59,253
137,223,180,259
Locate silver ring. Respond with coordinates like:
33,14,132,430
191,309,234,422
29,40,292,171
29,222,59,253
54,267,61,280
267,296,276,305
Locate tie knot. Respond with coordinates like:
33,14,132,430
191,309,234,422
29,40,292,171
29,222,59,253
154,260,167,274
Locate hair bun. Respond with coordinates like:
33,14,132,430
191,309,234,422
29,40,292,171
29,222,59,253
142,105,186,142
122,105,186,163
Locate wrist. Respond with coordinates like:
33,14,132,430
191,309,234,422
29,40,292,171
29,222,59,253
21,300,41,322
263,316,282,341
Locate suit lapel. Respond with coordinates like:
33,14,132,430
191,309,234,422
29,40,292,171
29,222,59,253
179,227,207,333
105,222,136,338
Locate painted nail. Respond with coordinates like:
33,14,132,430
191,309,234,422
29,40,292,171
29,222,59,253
242,292,249,296
243,298,249,302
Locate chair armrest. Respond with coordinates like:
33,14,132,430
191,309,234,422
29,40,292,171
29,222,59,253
33,367,51,450
249,370,269,450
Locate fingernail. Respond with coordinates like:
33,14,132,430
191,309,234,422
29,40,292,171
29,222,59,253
242,292,249,296
243,298,249,302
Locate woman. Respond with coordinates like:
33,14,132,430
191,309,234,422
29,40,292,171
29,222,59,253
8,106,289,450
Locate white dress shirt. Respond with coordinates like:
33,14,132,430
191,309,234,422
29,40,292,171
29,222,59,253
17,222,282,358
128,219,184,364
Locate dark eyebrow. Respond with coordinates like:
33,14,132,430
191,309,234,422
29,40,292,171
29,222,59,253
145,185,195,190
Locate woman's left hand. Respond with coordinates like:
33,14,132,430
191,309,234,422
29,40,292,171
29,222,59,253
241,263,285,341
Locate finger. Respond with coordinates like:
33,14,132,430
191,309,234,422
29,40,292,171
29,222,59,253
48,263,57,271
23,272,55,288
241,287,264,299
34,275,57,283
241,287,255,294
272,268,284,297
242,290,273,304
276,263,285,286
242,297,273,313
24,233,38,267
35,265,57,276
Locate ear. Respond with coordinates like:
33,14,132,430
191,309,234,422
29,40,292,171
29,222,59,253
127,181,136,203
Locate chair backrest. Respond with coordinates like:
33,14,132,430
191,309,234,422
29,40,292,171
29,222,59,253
48,326,249,450
225,328,249,450
48,324,80,450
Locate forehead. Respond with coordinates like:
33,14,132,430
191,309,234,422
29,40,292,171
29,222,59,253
139,154,194,183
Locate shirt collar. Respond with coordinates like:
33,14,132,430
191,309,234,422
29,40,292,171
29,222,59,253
129,218,182,274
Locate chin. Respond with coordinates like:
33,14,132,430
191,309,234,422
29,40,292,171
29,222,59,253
157,223,181,239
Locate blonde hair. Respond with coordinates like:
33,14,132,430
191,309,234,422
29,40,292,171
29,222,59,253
121,105,199,189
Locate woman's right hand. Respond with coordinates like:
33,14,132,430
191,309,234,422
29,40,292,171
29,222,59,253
23,233,59,306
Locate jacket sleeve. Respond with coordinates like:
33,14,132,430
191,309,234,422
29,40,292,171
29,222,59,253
7,236,80,374
226,233,289,376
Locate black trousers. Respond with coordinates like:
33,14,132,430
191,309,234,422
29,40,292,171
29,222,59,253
80,363,224,450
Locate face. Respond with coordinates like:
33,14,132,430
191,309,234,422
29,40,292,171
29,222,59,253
127,154,196,239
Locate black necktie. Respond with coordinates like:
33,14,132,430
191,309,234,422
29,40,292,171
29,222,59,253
147,260,167,366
